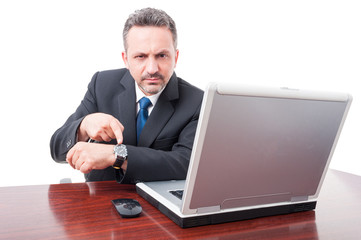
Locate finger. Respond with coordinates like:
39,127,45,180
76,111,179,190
110,118,124,144
71,145,82,168
66,147,76,169
76,156,86,172
80,162,92,174
74,154,86,171
100,131,113,142
88,133,105,142
89,129,113,142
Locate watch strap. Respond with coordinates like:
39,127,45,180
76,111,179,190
113,158,125,169
113,144,127,183
114,169,125,183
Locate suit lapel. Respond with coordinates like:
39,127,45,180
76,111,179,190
116,71,137,145
138,73,179,147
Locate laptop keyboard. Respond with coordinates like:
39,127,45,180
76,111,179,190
169,190,184,200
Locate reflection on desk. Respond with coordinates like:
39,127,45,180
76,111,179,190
0,169,360,239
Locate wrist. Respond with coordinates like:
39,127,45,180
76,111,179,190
107,145,117,166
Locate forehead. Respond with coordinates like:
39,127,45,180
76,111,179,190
126,26,175,53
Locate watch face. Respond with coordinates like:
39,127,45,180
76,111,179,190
114,144,127,158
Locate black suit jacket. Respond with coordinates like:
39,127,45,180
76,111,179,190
50,68,204,183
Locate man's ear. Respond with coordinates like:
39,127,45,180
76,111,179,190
122,51,129,69
174,49,179,68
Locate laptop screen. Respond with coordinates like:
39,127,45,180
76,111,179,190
182,83,351,212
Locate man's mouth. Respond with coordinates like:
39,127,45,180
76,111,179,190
144,78,161,83
142,73,164,82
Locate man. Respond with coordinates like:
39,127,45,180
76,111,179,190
50,8,204,184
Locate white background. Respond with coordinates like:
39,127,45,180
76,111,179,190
0,0,360,187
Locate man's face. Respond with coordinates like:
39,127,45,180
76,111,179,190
122,26,179,96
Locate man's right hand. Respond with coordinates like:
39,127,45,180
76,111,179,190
77,113,124,144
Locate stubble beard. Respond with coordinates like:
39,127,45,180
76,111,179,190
139,72,166,95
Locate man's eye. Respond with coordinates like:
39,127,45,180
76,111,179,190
135,55,145,59
158,54,167,58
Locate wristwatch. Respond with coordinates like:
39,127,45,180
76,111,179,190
113,144,128,169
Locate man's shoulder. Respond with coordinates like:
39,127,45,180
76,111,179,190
176,77,204,98
89,68,134,94
92,68,133,88
96,68,129,80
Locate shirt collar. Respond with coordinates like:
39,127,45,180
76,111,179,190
135,84,165,107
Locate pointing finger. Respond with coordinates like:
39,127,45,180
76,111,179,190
110,118,124,144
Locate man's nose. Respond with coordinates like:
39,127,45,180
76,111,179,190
146,58,159,75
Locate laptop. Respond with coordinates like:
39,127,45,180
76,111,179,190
136,82,352,228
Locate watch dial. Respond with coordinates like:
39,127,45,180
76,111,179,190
115,144,127,158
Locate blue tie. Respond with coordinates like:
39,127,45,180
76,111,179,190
137,97,152,142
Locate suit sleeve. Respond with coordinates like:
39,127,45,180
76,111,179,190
50,72,99,162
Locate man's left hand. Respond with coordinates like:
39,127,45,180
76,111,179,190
66,142,115,174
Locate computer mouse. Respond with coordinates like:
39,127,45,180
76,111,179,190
111,198,142,218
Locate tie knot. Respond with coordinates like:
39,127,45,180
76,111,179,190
139,97,151,109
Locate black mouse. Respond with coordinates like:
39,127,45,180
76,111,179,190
111,198,142,218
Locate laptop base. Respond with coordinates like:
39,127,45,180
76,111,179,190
136,185,316,228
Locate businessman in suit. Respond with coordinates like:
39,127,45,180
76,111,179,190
50,8,203,184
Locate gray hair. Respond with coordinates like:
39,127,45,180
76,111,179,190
123,8,177,52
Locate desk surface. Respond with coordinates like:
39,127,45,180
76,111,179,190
0,169,360,240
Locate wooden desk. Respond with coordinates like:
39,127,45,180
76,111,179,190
0,169,360,239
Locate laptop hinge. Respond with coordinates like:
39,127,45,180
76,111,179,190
197,205,221,214
291,196,308,202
